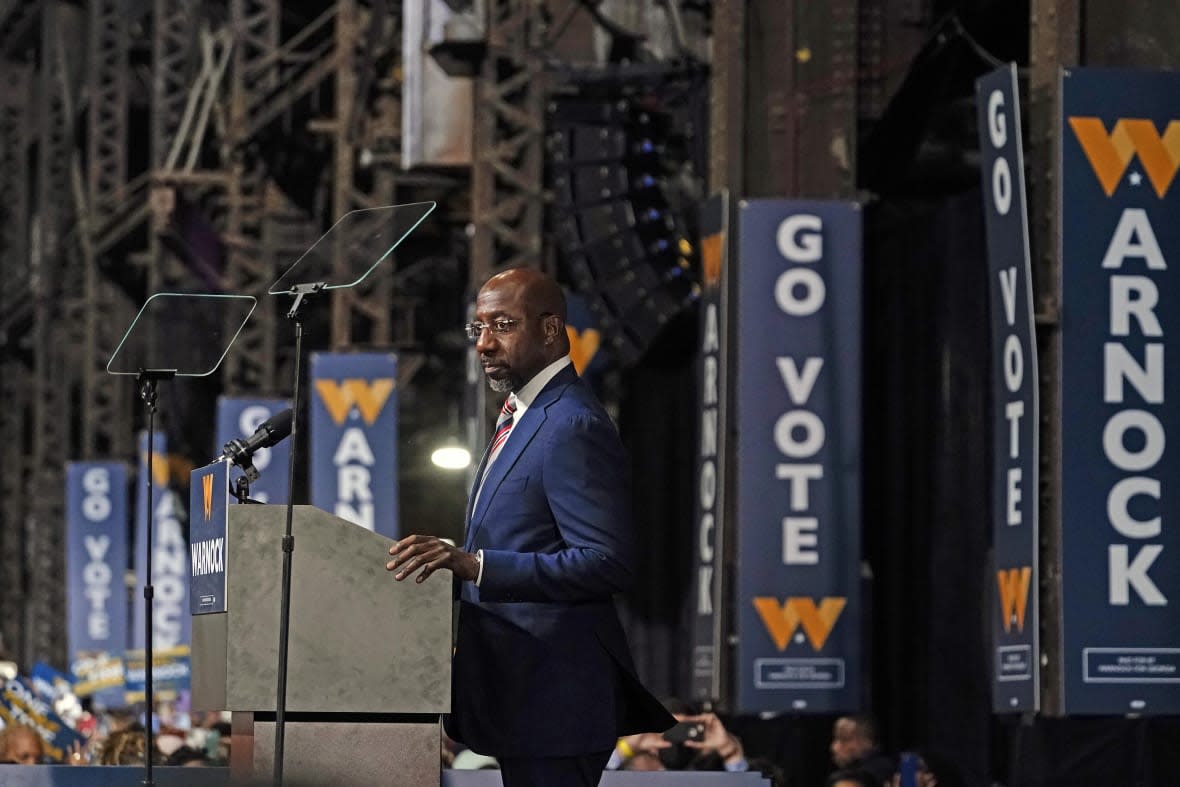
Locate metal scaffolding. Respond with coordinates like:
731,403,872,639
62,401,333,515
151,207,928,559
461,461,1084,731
0,0,713,674
469,0,548,286
0,0,430,664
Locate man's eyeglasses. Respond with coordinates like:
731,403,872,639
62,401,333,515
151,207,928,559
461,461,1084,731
464,318,520,341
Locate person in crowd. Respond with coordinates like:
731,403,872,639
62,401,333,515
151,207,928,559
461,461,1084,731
97,727,148,765
164,745,209,767
830,768,882,787
386,267,673,787
608,699,749,773
830,715,895,786
746,755,789,787
889,750,966,787
0,723,45,765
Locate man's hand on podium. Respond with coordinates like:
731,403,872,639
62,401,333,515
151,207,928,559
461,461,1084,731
387,534,479,584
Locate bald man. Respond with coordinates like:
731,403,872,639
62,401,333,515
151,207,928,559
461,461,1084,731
387,268,673,787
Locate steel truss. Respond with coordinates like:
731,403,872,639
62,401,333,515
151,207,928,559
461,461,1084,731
469,0,548,286
0,33,33,667
23,2,85,667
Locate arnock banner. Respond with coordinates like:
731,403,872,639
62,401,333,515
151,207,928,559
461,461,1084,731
1060,67,1180,713
975,64,1040,713
690,192,732,705
310,352,399,538
132,431,190,651
733,200,862,713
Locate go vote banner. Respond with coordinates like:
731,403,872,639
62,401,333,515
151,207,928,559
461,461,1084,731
310,352,399,538
65,462,128,704
733,200,862,713
215,396,292,504
976,64,1040,713
1061,68,1180,713
132,431,190,651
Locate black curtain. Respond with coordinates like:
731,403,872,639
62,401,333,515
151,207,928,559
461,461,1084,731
616,312,699,698
864,190,993,786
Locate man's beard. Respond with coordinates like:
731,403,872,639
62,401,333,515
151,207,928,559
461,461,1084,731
488,376,517,393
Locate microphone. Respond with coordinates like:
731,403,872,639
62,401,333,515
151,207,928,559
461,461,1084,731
218,408,293,481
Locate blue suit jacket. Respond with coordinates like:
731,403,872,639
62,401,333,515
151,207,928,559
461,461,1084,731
445,365,673,758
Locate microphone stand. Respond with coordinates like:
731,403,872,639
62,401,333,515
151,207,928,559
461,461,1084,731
273,282,322,786
136,368,175,787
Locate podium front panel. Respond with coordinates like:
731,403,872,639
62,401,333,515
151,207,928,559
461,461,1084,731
208,504,451,714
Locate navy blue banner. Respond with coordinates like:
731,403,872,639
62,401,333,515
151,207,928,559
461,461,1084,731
690,193,731,705
310,353,399,538
214,397,291,504
65,462,128,704
1061,67,1180,713
132,432,190,651
733,200,862,713
976,64,1040,713
189,461,230,615
564,292,612,385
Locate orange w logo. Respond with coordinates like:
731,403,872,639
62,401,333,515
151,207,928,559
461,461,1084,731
314,378,395,425
1069,117,1180,198
202,473,214,521
753,596,846,651
996,566,1032,634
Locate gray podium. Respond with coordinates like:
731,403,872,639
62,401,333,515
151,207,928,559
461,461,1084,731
191,504,452,786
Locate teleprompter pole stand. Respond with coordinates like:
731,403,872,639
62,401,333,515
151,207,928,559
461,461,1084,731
272,282,324,787
136,369,176,787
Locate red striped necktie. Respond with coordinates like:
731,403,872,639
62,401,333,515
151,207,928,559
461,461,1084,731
488,394,517,459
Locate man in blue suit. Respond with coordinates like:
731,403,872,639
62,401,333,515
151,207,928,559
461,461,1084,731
387,267,673,786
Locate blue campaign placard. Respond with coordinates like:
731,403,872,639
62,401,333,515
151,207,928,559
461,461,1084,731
0,677,86,763
309,352,399,538
733,200,862,713
975,64,1040,713
189,461,230,615
215,396,292,504
1060,67,1180,714
65,461,129,705
30,663,73,701
122,647,192,703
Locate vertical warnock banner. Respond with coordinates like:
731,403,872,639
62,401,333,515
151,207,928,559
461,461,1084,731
215,396,292,504
1060,68,1180,714
65,462,128,704
310,352,399,538
690,193,731,704
976,64,1040,713
734,200,862,713
132,431,191,652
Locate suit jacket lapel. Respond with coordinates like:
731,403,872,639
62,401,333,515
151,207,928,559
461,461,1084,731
464,366,577,549
465,446,491,528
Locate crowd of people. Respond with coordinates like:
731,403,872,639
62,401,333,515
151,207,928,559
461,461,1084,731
0,675,964,787
0,703,230,768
